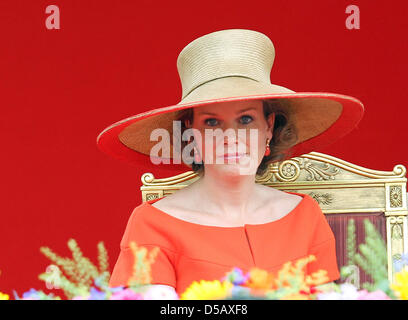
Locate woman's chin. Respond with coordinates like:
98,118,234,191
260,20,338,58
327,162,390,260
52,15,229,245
210,157,259,176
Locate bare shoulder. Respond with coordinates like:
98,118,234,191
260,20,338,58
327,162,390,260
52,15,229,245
150,187,223,225
150,187,196,217
257,185,304,212
150,193,179,211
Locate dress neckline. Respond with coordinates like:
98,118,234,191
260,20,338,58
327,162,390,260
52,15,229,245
144,191,308,229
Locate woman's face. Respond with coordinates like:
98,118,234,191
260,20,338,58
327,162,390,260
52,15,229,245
187,100,275,176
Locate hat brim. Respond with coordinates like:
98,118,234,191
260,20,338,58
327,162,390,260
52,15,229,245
96,90,364,171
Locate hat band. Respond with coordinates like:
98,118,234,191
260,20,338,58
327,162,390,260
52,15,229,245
182,75,260,100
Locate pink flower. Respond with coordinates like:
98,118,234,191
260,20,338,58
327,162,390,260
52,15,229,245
357,290,391,300
72,295,90,300
109,288,143,300
317,283,359,300
142,285,179,300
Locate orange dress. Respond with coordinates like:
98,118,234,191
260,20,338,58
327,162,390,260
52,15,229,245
108,191,340,295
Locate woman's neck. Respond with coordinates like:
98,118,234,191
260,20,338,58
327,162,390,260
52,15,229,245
192,169,261,222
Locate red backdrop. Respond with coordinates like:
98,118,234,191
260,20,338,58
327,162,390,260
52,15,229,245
1,0,407,297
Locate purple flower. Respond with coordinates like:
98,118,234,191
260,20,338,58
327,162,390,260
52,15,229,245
222,268,250,285
22,288,40,300
394,254,408,273
89,287,107,300
109,286,126,293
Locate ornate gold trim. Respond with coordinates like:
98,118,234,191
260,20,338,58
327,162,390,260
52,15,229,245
141,171,199,186
301,152,406,179
308,192,334,206
390,185,403,208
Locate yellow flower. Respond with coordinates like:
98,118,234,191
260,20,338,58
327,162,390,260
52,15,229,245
0,292,9,300
295,255,316,270
246,268,275,290
391,269,408,300
180,280,233,300
305,270,329,287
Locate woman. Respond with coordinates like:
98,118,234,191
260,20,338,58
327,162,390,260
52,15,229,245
97,29,364,297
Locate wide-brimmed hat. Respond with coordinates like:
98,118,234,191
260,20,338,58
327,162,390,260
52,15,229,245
96,28,364,170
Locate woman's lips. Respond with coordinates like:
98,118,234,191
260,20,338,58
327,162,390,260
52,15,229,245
219,153,247,160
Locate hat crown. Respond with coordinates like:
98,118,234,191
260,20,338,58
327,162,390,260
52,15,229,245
176,29,276,100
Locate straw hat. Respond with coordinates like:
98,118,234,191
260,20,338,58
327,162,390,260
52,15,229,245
96,28,364,170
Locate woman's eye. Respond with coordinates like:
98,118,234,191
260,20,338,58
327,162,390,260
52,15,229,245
240,115,253,124
204,118,219,126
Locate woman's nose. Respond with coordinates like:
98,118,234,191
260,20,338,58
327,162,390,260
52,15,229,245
224,136,238,146
223,130,239,146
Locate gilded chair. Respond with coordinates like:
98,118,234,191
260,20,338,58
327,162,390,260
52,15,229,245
140,152,408,286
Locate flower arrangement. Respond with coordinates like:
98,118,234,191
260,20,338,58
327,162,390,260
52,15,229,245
1,218,408,300
11,240,178,300
180,255,329,300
